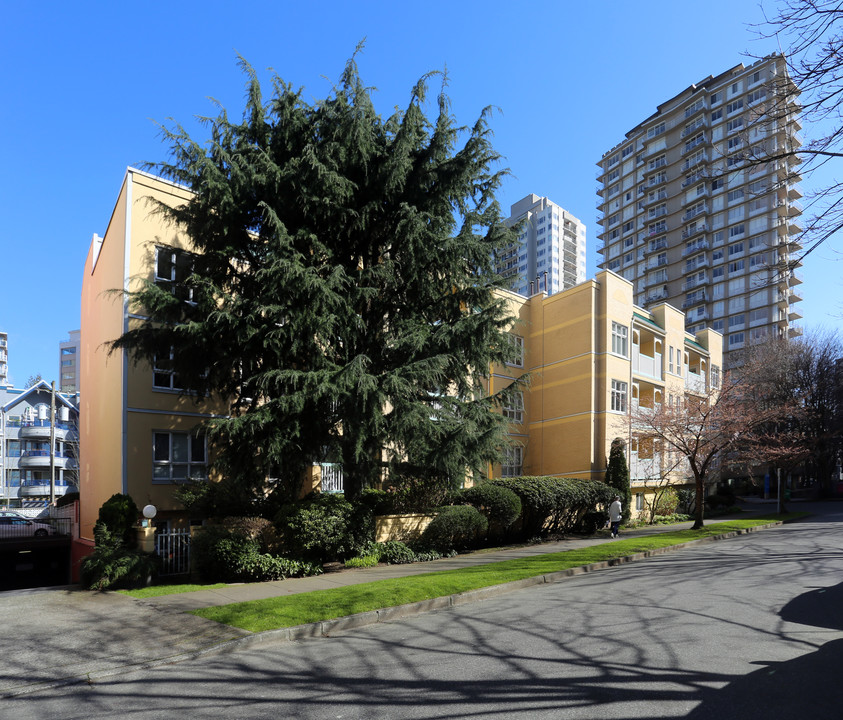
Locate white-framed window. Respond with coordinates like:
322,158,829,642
611,380,628,413
635,493,644,511
611,322,629,357
502,445,523,478
153,431,207,483
503,392,525,423
729,332,745,348
507,335,525,368
153,349,183,390
155,246,195,302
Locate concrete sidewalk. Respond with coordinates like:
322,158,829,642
0,504,791,698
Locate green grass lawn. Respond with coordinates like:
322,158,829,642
191,514,801,632
119,582,228,599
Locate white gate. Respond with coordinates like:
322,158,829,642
320,463,344,493
155,528,191,576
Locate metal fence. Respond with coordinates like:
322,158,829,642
155,528,191,576
320,463,344,493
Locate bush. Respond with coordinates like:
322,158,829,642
417,505,488,553
374,540,417,565
383,475,453,514
97,493,140,545
344,555,379,569
676,488,696,515
191,523,322,582
490,476,615,538
275,493,373,563
80,525,159,590
457,483,522,532
653,488,679,517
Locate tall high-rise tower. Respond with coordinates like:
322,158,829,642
596,54,803,366
497,194,586,296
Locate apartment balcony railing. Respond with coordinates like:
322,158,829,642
681,134,709,156
682,274,709,291
683,152,709,171
681,173,704,188
643,287,669,304
681,118,708,138
685,371,707,394
19,482,76,498
18,452,78,470
682,237,708,254
646,256,668,270
632,349,662,380
682,293,707,309
682,205,708,222
685,258,709,274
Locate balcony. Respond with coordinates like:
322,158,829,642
682,237,708,253
682,134,709,156
19,420,77,442
682,293,707,309
643,287,669,305
682,204,708,222
685,371,707,394
630,453,664,482
683,152,709,171
633,349,663,380
646,256,668,270
681,118,708,138
19,482,76,498
682,274,709,291
788,186,803,200
18,452,78,470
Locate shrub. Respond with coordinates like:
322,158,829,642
458,483,522,531
275,493,372,563
80,525,159,590
653,488,679,516
97,493,140,545
374,540,416,565
383,475,453,514
490,476,615,538
676,488,696,515
345,555,379,569
417,505,488,553
191,523,321,582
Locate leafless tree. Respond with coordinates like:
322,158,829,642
753,1,843,267
630,355,804,529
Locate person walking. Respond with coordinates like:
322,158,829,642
608,495,623,538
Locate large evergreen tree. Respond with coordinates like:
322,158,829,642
114,53,521,502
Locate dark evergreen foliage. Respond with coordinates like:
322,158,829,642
113,51,521,502
604,437,632,522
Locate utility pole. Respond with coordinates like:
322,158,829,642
50,381,56,505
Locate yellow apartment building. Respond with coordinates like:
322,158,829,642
79,168,229,542
488,269,723,515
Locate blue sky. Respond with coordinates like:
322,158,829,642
2,0,840,385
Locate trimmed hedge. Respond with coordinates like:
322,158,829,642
457,483,522,530
417,505,488,553
489,476,615,538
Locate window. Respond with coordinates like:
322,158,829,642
502,445,523,478
647,122,666,139
729,332,745,348
729,314,745,329
152,349,183,390
507,335,525,368
61,347,76,355
711,91,722,105
727,188,744,202
728,259,745,273
726,99,744,114
668,346,675,374
155,247,194,302
728,242,744,256
153,432,207,483
727,117,744,133
611,380,628,413
712,319,725,332
729,224,745,238
712,266,724,280
503,392,525,423
612,322,628,357
711,365,721,388
711,108,723,122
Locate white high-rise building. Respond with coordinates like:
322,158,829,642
0,331,7,386
596,54,803,366
497,194,587,296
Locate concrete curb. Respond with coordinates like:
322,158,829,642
0,520,784,698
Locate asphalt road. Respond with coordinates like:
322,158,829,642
8,506,843,719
